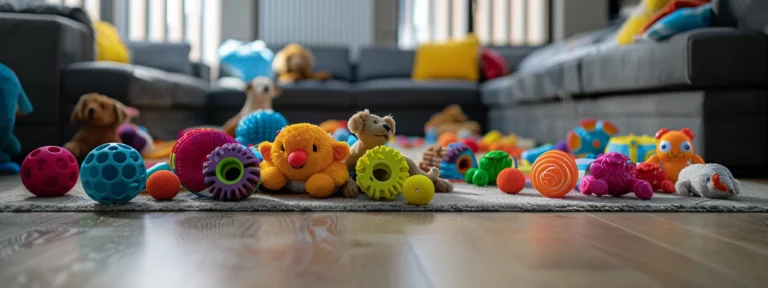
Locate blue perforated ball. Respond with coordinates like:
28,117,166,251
235,110,288,146
80,143,147,205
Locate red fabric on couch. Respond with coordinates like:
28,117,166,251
480,48,510,80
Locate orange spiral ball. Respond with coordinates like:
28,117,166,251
147,171,181,201
530,150,578,198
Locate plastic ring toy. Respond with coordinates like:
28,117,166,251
355,146,410,201
171,129,236,196
530,150,578,198
203,143,261,201
439,142,478,180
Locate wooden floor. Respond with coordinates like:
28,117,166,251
1,212,768,288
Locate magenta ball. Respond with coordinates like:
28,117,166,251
21,146,79,197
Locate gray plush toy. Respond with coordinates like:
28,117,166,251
676,163,741,199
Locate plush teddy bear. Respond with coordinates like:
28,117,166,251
426,104,481,136
272,44,331,84
258,123,350,198
341,109,453,198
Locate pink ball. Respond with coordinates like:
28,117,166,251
21,146,79,197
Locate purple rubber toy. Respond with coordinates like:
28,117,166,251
203,143,261,201
578,152,653,200
554,140,569,153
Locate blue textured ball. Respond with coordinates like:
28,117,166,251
80,143,147,205
235,110,288,146
333,128,350,142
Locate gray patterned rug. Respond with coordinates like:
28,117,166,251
2,176,768,212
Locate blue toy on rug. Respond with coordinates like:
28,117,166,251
643,3,712,41
0,63,33,174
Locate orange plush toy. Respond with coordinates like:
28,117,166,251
645,128,705,182
258,124,350,198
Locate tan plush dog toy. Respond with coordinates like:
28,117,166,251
65,93,129,161
272,44,331,84
221,77,281,136
341,109,454,198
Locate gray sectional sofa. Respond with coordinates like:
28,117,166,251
1,2,766,176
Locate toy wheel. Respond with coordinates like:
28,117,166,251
439,143,478,180
203,143,261,201
355,146,410,201
172,130,236,196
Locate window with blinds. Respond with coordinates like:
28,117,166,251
399,0,550,48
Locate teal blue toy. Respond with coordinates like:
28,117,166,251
80,143,147,205
566,118,619,158
235,110,288,146
0,63,33,174
520,143,554,164
439,142,478,180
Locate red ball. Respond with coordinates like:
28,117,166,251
147,171,181,201
461,138,479,153
497,168,526,194
21,146,79,197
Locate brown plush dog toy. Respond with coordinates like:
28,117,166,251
341,109,454,198
221,77,281,136
272,43,331,84
65,93,129,161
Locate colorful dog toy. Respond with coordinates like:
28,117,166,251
465,150,515,187
0,63,33,174
403,175,435,205
530,150,578,198
497,168,526,194
356,146,410,201
235,110,288,146
171,129,236,196
203,143,261,201
645,128,704,183
635,162,675,193
146,170,180,201
20,146,79,197
80,143,147,204
566,118,619,157
439,142,478,180
676,163,740,199
579,152,653,200
605,134,657,163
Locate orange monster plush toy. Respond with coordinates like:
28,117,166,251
645,128,705,182
258,124,350,198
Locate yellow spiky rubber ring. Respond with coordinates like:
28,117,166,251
355,146,410,201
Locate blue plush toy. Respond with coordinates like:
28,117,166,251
219,39,275,82
0,63,33,174
643,3,713,41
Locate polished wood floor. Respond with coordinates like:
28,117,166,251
1,212,767,288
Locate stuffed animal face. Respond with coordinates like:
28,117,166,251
348,109,396,147
272,44,315,76
655,128,695,162
259,124,349,181
691,170,737,199
71,93,128,127
245,77,281,101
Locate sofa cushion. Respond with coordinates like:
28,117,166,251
127,41,193,75
276,80,355,108
580,28,768,94
62,62,209,108
357,47,415,81
269,45,352,81
481,59,581,106
355,78,480,107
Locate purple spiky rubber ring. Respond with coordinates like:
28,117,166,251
203,143,261,201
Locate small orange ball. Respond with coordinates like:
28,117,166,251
438,132,459,147
497,168,526,194
146,171,180,201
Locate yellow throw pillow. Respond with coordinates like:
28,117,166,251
94,21,130,63
616,0,673,45
412,35,480,82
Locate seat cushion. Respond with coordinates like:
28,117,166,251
580,28,768,94
269,45,352,81
355,78,480,107
277,80,355,108
481,59,581,106
62,62,210,108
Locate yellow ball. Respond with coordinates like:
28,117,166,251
403,175,435,205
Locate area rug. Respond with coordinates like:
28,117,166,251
2,176,768,212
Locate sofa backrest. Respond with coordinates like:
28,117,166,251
268,45,353,82
0,3,93,39
356,47,415,82
127,41,193,75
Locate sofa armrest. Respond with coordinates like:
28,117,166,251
0,13,94,125
192,61,211,82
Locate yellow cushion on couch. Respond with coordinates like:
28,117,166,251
616,0,673,45
412,35,480,81
94,21,130,63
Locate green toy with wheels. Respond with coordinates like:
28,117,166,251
355,146,410,201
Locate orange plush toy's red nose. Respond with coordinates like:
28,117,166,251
288,150,308,168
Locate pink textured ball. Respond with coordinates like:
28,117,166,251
21,146,79,197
